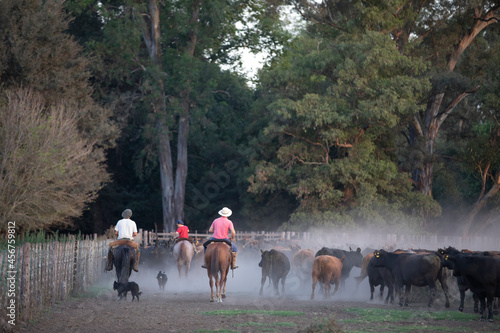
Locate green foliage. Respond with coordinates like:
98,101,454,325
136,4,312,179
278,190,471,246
247,30,433,231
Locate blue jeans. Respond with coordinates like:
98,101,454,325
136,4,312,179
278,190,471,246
204,237,237,252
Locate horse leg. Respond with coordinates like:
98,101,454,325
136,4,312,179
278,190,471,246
209,276,215,302
216,277,222,303
221,275,227,299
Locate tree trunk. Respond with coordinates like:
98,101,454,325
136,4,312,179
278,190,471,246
172,0,200,224
409,6,499,198
140,0,176,232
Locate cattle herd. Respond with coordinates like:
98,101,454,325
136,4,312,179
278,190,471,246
254,242,500,322
137,237,500,323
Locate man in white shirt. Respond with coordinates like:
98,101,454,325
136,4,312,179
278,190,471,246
105,209,141,272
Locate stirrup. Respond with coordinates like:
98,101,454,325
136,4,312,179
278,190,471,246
201,264,207,269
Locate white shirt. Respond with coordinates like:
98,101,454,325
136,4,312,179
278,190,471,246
115,218,138,239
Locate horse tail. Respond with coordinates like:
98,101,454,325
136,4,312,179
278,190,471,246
119,247,132,283
211,245,221,280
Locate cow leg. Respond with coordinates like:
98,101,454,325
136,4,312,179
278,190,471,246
281,276,287,296
311,277,318,300
487,296,494,322
369,281,375,301
457,289,466,312
379,283,385,301
324,282,331,298
479,296,487,321
473,293,479,313
437,271,450,308
427,286,437,307
259,275,267,296
404,285,411,307
385,281,394,304
398,285,405,307
273,278,280,297
332,277,340,298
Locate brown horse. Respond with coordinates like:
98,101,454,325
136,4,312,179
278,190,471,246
204,241,231,302
173,239,195,278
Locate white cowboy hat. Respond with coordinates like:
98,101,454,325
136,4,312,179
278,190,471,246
218,207,232,217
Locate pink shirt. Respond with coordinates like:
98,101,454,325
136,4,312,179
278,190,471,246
210,217,234,239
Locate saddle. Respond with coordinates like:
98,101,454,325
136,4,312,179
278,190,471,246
174,237,194,245
109,239,139,250
204,238,232,248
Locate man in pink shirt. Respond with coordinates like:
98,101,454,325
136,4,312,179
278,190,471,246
202,207,238,269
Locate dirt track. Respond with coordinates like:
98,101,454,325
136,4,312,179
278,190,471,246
18,251,500,333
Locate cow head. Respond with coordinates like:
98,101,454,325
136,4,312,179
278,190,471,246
370,249,387,267
442,254,458,275
258,249,269,268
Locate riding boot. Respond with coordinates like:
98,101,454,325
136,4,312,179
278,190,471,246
105,249,114,271
201,261,207,269
133,251,140,272
231,251,238,269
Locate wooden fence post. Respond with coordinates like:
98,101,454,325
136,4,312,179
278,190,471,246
20,242,31,321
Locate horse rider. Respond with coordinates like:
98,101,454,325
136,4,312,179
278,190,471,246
105,209,141,272
171,219,199,253
201,207,238,270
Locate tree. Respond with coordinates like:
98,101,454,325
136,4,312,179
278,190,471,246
85,0,288,232
0,88,108,232
0,0,114,231
284,0,500,232
248,32,439,232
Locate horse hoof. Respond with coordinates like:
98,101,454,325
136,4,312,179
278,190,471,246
210,298,215,302
221,294,226,299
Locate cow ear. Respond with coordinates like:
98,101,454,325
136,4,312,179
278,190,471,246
357,247,361,253
260,249,264,254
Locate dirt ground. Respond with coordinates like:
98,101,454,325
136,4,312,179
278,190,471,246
16,251,500,333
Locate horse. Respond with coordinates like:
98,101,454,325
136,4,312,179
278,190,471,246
113,245,136,284
205,241,231,303
173,239,195,278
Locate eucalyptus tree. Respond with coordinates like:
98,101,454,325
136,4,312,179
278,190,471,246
81,0,288,231
248,32,437,232
273,0,500,233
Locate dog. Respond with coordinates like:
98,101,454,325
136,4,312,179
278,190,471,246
156,271,168,290
113,281,142,301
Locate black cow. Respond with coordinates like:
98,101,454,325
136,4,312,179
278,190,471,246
367,255,395,304
443,252,500,321
315,247,363,288
439,246,481,313
371,249,450,308
258,249,290,297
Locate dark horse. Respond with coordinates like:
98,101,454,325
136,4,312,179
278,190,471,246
205,241,231,303
113,245,136,284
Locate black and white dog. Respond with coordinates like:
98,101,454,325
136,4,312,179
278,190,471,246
113,281,142,301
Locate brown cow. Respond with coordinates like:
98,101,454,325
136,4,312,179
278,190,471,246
311,255,344,300
291,249,315,289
